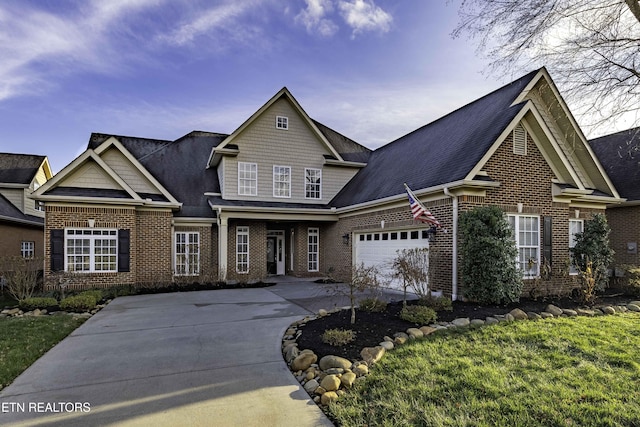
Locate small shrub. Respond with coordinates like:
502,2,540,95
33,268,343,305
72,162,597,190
322,329,356,346
60,294,97,312
417,295,453,312
79,290,103,302
399,305,437,324
359,298,387,312
619,265,640,296
19,297,58,311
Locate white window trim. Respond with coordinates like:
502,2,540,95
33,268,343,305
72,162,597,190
174,231,200,276
569,219,584,275
21,241,35,258
64,228,118,273
308,228,319,272
305,168,322,200
508,214,540,278
276,116,289,130
238,162,258,196
236,226,250,274
273,165,291,198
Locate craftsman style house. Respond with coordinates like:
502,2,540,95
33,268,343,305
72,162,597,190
0,153,52,258
34,68,621,298
590,128,640,270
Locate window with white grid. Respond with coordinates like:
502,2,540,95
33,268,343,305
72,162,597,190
21,241,34,258
236,226,249,273
305,168,321,199
65,229,117,273
308,228,319,272
276,116,288,130
238,162,257,196
273,166,291,198
175,232,200,276
508,215,540,278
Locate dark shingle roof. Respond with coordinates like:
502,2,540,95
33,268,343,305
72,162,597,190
313,120,371,162
0,193,43,226
589,127,640,201
0,153,46,185
90,131,227,218
330,70,539,207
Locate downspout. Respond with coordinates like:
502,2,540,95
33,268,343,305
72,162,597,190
443,187,458,301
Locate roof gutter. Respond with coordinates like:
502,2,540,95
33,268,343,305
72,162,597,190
443,187,458,301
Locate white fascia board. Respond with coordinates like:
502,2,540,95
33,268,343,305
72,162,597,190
335,179,499,216
211,205,338,221
172,217,216,227
37,195,145,206
0,183,29,189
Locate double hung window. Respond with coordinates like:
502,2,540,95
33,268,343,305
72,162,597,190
175,232,200,275
508,215,540,278
273,166,291,198
305,168,321,199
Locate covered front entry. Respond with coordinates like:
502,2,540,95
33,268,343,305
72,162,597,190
267,230,286,275
354,228,430,290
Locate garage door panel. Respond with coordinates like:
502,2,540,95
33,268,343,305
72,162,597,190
354,230,429,291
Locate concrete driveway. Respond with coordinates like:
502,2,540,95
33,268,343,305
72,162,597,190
0,280,407,426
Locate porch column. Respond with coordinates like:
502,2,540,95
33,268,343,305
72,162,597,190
218,213,229,281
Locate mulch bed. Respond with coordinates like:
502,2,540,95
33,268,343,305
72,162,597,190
295,289,636,361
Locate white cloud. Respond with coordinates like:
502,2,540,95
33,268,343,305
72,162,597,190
295,0,339,37
337,0,392,38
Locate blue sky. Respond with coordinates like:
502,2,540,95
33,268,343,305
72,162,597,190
0,0,515,173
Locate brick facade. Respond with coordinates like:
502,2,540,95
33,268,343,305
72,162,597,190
606,206,640,267
0,222,44,258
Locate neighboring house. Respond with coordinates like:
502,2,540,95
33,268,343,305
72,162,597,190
34,68,621,298
590,128,640,270
0,153,53,259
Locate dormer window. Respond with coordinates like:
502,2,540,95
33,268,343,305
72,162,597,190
276,116,288,130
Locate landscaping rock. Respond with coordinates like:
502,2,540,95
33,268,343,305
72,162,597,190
320,374,341,392
485,317,499,325
383,335,393,342
452,318,470,327
526,312,542,320
593,309,604,316
319,355,352,371
394,336,407,345
540,312,554,319
306,370,316,381
379,341,394,350
627,304,640,312
321,391,339,405
419,326,437,335
304,379,319,393
576,308,595,317
393,332,409,340
353,364,369,377
407,328,424,339
562,309,578,317
545,304,564,316
291,352,317,371
318,309,328,317
361,346,385,366
5,308,19,316
509,308,528,320
631,301,640,307
470,319,485,326
285,346,299,363
505,313,515,322
341,372,357,388
602,306,616,315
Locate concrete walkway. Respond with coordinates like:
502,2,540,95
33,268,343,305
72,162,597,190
0,280,408,426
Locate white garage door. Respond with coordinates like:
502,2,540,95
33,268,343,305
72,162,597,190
354,229,429,291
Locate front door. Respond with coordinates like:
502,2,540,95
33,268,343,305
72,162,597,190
267,231,285,275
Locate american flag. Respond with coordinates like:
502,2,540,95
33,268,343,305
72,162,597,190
404,183,442,228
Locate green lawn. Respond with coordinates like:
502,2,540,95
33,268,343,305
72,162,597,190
328,313,640,427
0,315,86,390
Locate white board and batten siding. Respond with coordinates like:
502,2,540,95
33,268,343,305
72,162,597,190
354,228,430,291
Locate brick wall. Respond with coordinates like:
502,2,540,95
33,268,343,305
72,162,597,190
173,224,217,283
44,205,137,289
0,222,44,258
226,219,267,282
136,210,172,285
606,205,640,267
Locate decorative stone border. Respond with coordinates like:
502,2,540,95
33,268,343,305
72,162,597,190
283,301,640,406
0,301,112,319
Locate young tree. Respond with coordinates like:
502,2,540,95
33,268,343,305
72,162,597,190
571,213,614,291
335,263,380,324
459,206,522,305
453,0,640,131
392,248,430,306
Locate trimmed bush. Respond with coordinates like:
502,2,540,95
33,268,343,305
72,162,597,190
19,297,58,311
571,213,614,291
60,294,97,312
79,290,103,302
358,298,388,312
322,329,356,346
399,306,437,324
459,206,522,305
417,295,453,312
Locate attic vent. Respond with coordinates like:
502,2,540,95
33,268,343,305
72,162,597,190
513,124,527,155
